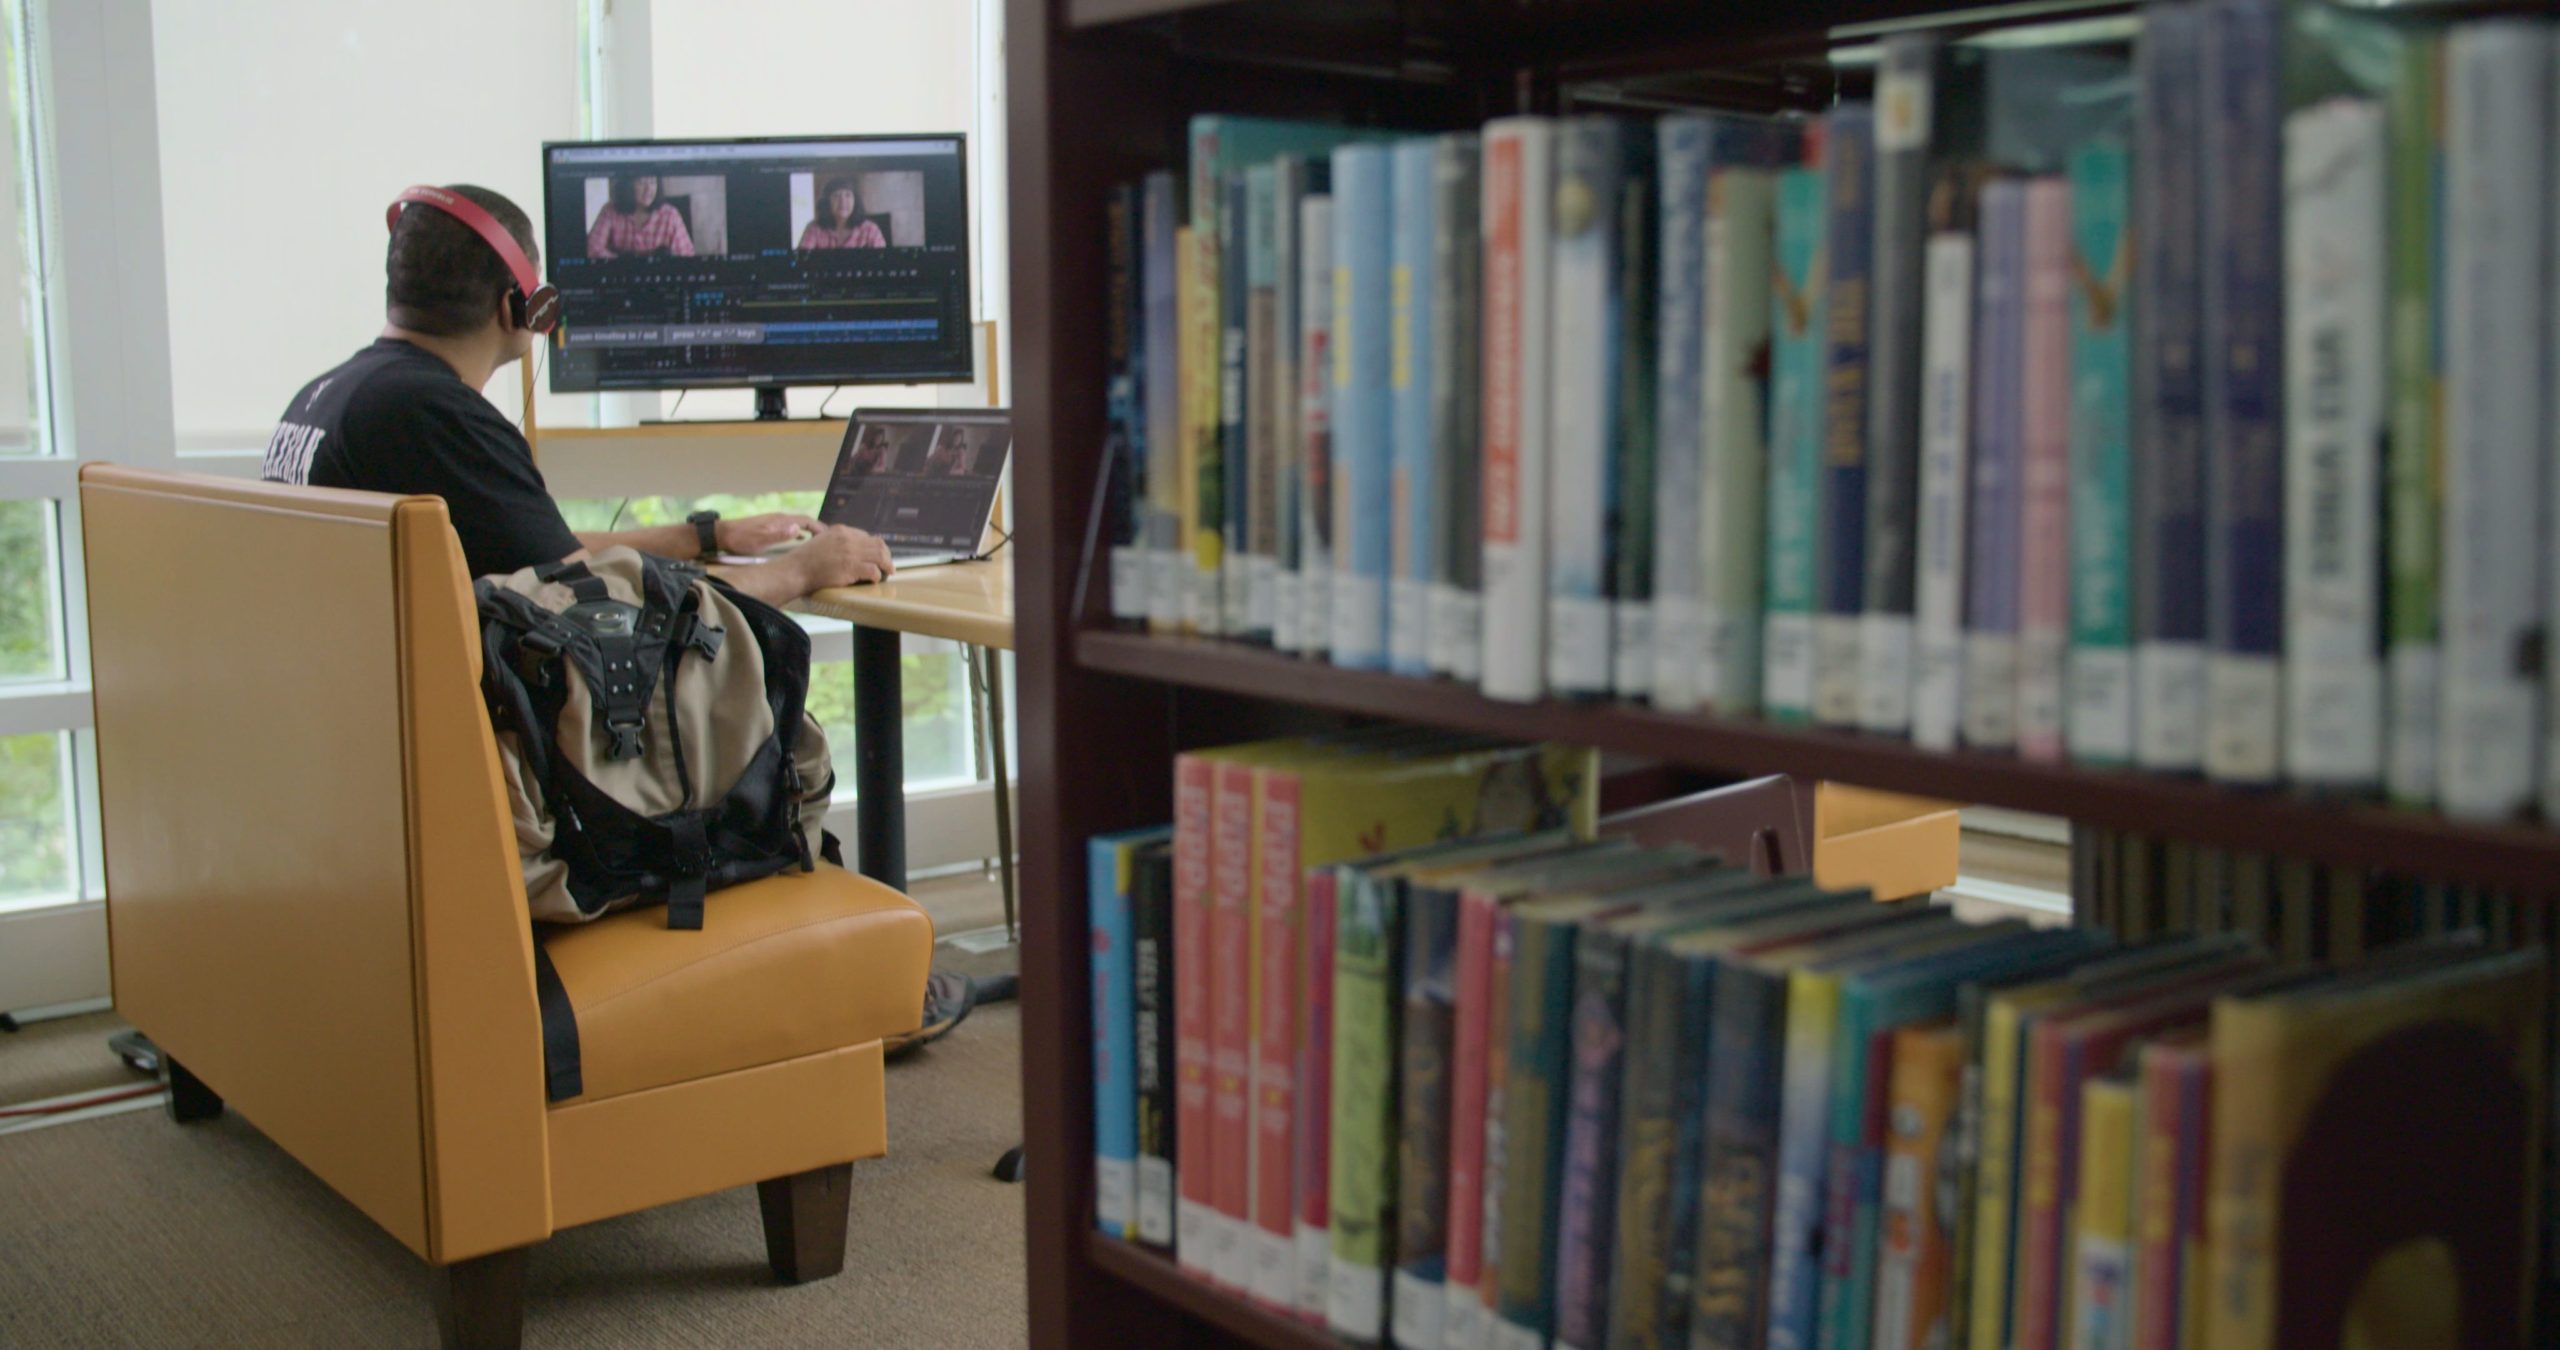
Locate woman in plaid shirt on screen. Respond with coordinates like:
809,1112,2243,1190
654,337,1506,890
584,173,695,259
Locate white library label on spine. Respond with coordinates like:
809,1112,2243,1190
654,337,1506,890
1445,1285,1488,1350
1447,592,1485,684
1304,568,1332,657
2066,648,2136,762
1549,596,1613,692
1859,614,1915,734
1427,583,1459,676
1213,1212,1250,1289
1097,1158,1133,1233
2389,647,2439,803
1333,574,1388,668
1296,1225,1331,1318
1962,634,2020,749
1766,612,1815,716
1392,577,1432,671
1249,557,1280,635
1700,605,1755,714
2134,644,2205,770
1150,547,1184,629
1654,600,1703,712
1328,1259,1387,1340
2205,655,2283,785
1814,615,1863,725
1177,1198,1211,1273
1491,1318,1546,1350
2018,629,2068,756
1187,567,1219,636
1254,1231,1296,1308
1137,1158,1174,1245
1613,602,1654,701
1276,571,1304,654
1110,547,1143,621
1390,1271,1447,1349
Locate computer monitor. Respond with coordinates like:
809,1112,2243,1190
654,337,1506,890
539,134,974,413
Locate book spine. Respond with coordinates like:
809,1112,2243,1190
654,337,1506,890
1297,866,1341,1321
1254,770,1305,1306
1701,167,1781,718
1652,116,1712,714
2132,7,2209,773
1605,944,1690,1350
1475,906,1522,1343
1391,139,1440,679
2200,0,2285,787
2439,24,2552,820
1135,845,1179,1248
1222,169,1252,638
1210,759,1258,1287
1435,135,1487,684
1815,107,1876,730
1964,179,2027,752
1392,885,1462,1349
1912,208,1977,752
2281,99,2388,792
1493,913,1574,1347
1107,181,1145,625
1173,755,1218,1273
1612,135,1664,702
2131,1042,2204,1350
1301,192,1337,661
1245,164,1283,645
1765,164,1832,725
1481,118,1556,702
1872,1023,1962,1350
2010,1028,2071,1350
1547,117,1627,700
1766,970,1840,1350
1860,35,1938,737
1691,963,1793,1350
1332,144,1396,672
1962,998,2027,1350
2068,1077,2135,1350
1553,929,1635,1350
1092,836,1138,1237
2017,176,2074,765
1143,174,1185,633
1273,157,1307,655
1186,223,1222,632
2384,37,2442,806
1329,868,1402,1342
1651,952,1722,1350
1445,891,1500,1348
2066,142,2137,766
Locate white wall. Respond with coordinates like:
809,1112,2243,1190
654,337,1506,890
149,0,584,449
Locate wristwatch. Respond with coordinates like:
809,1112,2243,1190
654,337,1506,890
688,510,721,559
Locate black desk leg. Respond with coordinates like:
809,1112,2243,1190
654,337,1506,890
852,624,905,892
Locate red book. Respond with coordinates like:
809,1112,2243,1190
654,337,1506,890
2132,1032,2209,1350
1294,864,1339,1323
1210,758,1257,1289
1442,878,1502,1341
1173,753,1218,1277
1250,766,1303,1309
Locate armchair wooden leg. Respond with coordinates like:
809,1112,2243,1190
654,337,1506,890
757,1162,852,1285
433,1247,528,1350
163,1057,223,1124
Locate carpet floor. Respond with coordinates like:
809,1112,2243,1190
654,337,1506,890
0,871,1031,1348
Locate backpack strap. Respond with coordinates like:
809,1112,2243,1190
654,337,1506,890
661,812,712,930
531,938,584,1102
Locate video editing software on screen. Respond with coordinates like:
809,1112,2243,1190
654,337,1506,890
541,135,972,392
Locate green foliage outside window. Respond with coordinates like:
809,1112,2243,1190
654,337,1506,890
0,731,69,902
0,498,57,681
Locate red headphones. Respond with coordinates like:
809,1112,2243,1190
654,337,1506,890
386,185,562,334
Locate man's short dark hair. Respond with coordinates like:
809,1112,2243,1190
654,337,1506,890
385,184,538,337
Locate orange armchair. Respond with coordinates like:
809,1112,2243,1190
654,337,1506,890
78,466,932,1348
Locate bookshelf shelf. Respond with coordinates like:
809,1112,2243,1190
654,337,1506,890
1085,1235,1345,1349
1077,629,2560,895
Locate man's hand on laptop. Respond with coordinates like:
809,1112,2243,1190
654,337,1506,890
718,512,819,555
789,523,896,589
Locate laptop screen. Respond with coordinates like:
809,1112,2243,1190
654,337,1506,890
818,410,1010,554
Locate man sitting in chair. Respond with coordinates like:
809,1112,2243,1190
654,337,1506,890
259,182,973,1049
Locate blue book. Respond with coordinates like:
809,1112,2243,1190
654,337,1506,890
2132,4,2207,774
1091,825,1173,1237
1390,138,1439,678
1813,106,1877,730
1963,179,2028,752
1545,117,1631,699
2067,140,2136,766
1764,165,1832,725
2199,0,2285,787
1651,116,1714,712
1329,143,1395,671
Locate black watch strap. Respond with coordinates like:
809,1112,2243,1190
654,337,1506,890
688,510,720,559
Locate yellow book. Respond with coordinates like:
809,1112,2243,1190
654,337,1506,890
2205,950,2545,1350
1876,1021,1965,1350
1169,225,1201,635
2070,1073,2136,1350
1185,221,1223,629
1967,981,2085,1350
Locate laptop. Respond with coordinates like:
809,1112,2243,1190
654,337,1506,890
816,409,1012,568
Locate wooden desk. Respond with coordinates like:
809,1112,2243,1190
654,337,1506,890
795,557,1015,894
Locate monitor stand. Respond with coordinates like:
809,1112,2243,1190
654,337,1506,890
752,387,790,421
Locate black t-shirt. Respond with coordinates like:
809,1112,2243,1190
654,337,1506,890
261,338,580,578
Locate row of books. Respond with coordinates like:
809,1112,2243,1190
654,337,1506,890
1085,763,2549,1349
1097,7,2560,821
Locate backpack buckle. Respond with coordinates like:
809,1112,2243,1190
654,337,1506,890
605,714,645,761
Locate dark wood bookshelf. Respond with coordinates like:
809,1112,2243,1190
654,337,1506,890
1086,1235,1346,1349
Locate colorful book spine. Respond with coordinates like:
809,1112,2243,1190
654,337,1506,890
1393,883,1462,1349
1964,178,2027,753
1182,224,1219,633
1331,144,1396,672
1433,135,1486,684
1692,960,1791,1350
1220,170,1249,636
1091,830,1144,1237
1610,133,1663,703
1297,865,1341,1321
2384,34,2444,806
1552,925,1637,1350
1391,138,1440,679
1650,115,1713,715
1700,165,1783,718
1143,174,1184,634
1273,156,1309,655
1546,117,1629,701
1815,107,1875,731
1173,754,1218,1273
1860,35,1941,737
1871,1022,1963,1350
2067,141,2136,766
1253,767,1305,1306
1493,908,1581,1348
1606,941,1710,1350
1244,163,1283,645
2131,5,2208,774
2017,175,2073,765
1300,191,1337,661
1106,180,1145,626
1472,901,1522,1343
1481,117,1557,703
1764,968,1843,1350
2199,0,2285,788
2439,23,2551,820
1445,885,1503,1347
1210,759,1258,1287
1329,867,1402,1341
1134,842,1179,1248
2281,99,2388,792
1764,163,1831,725
2069,1075,2136,1350
1910,171,1978,753
2131,1037,2209,1350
